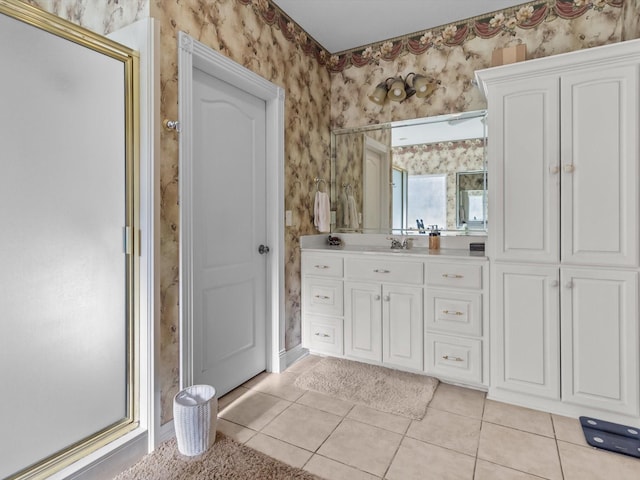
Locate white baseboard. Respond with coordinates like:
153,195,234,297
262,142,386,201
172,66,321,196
284,344,308,369
158,420,175,444
62,433,148,480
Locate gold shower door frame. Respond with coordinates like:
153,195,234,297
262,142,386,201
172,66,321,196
0,1,140,479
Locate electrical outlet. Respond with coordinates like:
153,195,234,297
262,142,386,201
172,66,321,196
285,210,293,226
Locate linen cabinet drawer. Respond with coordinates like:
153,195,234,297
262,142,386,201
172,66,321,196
345,258,423,285
426,262,483,289
302,254,344,278
304,278,343,316
426,290,482,337
306,316,343,355
426,334,482,384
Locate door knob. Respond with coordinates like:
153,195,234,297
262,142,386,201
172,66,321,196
258,244,270,254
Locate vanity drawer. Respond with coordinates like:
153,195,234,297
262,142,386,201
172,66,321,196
302,254,344,278
305,316,343,355
426,289,482,337
345,258,423,285
426,262,483,289
304,278,343,316
425,334,482,384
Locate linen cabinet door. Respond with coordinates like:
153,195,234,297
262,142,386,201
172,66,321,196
560,65,639,268
561,268,639,416
492,264,560,399
487,76,560,264
344,281,382,362
382,284,423,371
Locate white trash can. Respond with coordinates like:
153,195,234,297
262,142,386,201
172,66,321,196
173,384,217,456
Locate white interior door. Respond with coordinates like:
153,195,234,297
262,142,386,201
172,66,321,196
363,136,390,230
190,67,267,396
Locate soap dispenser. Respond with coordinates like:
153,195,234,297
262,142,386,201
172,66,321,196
429,225,440,250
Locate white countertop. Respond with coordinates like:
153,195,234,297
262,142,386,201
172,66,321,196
300,233,487,259
301,244,487,259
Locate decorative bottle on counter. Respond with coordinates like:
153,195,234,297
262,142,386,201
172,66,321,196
429,225,440,250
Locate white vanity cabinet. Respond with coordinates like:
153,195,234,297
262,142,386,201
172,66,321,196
301,253,344,355
344,257,423,370
424,259,487,386
301,245,489,387
477,39,640,423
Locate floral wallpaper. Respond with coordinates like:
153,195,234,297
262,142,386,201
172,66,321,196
149,0,331,422
392,139,485,230
20,0,640,425
331,0,626,129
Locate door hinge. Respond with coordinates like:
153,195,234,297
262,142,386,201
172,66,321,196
124,227,142,256
124,226,132,255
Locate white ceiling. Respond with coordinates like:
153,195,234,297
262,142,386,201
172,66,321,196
273,0,529,53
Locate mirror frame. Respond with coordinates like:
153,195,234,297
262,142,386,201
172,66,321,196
331,109,488,235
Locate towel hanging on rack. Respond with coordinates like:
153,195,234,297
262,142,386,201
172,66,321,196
314,191,330,233
347,194,358,229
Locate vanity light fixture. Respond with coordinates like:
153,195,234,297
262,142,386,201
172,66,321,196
368,73,439,105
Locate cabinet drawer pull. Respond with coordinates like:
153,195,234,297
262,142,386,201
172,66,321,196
374,269,390,273
442,355,464,362
314,264,330,270
442,310,464,316
314,332,330,338
442,273,463,279
314,295,330,300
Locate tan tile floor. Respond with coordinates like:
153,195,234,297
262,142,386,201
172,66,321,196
217,355,640,480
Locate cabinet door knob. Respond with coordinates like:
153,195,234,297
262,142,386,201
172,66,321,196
384,295,390,302
549,165,560,174
374,269,390,273
550,280,559,287
563,164,575,173
374,294,381,301
566,281,573,289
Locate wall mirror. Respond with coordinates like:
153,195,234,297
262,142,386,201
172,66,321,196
331,109,487,235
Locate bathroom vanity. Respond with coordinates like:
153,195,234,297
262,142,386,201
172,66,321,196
316,39,640,427
301,236,489,389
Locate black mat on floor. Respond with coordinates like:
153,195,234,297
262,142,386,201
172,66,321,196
580,416,640,458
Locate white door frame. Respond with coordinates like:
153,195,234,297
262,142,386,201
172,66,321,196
178,32,285,389
363,135,390,230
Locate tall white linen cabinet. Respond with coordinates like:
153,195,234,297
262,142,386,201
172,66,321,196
476,39,640,425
